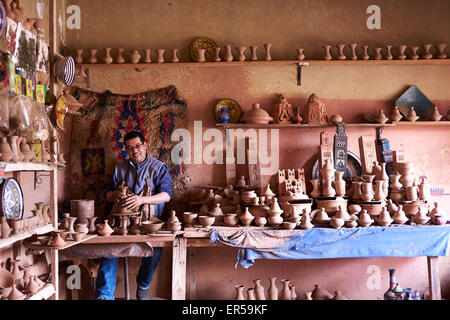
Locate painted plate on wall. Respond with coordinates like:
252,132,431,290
214,98,242,123
395,85,435,118
311,151,362,185
189,37,217,62
0,178,24,220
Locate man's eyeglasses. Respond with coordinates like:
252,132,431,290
125,143,144,151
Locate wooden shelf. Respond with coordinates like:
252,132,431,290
24,234,98,250
2,162,58,172
79,59,450,68
26,283,55,300
392,121,450,126
216,123,395,129
82,233,178,245
0,224,54,249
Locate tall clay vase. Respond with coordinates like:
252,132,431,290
0,137,14,162
280,279,291,300
246,288,256,300
263,43,272,61
156,49,165,63
390,174,402,190
350,43,357,60
249,45,258,61
373,48,382,60
235,46,246,61
42,205,51,224
322,45,332,60
352,181,363,201
336,44,346,60
75,49,83,64
1,216,12,239
436,43,447,59
214,47,222,62
253,279,265,300
310,179,321,198
116,48,125,63
374,180,386,201
131,50,141,64
235,285,245,300
385,45,393,60
88,49,98,64
171,49,179,63
418,177,431,200
384,268,398,300
321,176,336,197
103,48,113,64
224,45,233,62
87,216,98,234
144,49,152,63
334,171,346,197
268,277,278,300
397,45,407,60
290,284,297,300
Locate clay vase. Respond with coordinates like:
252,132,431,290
103,48,113,64
1,216,11,239
249,46,258,61
351,182,362,201
350,43,357,60
377,207,393,227
304,292,313,300
422,44,433,59
429,106,443,121
210,203,224,224
362,45,369,60
88,49,98,64
116,48,125,63
171,49,179,63
74,223,89,234
385,45,393,60
129,217,141,235
393,205,408,224
246,288,256,300
410,46,419,60
345,214,358,228
75,49,84,64
224,45,233,62
131,50,141,64
253,279,266,300
254,216,267,227
300,209,314,230
375,110,389,124
168,210,180,224
374,180,387,201
413,208,430,225
268,277,278,300
40,140,51,163
97,220,114,236
389,106,403,122
280,279,291,300
143,49,151,63
387,199,398,215
335,205,351,221
49,232,66,248
397,45,407,60
235,46,246,62
390,174,403,190
333,291,348,300
361,182,374,202
357,209,374,227
321,176,336,198
334,171,346,197
310,179,321,198
66,216,77,233
296,48,305,60
239,207,255,227
322,45,332,60
373,48,382,60
406,186,418,201
7,136,19,162
235,285,245,300
71,199,95,225
24,274,41,295
196,49,206,62
406,107,419,121
42,205,51,224
210,47,221,62
311,284,333,300
0,137,14,162
263,43,272,61
436,43,447,59
87,216,98,234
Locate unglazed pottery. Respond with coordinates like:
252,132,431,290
311,208,330,225
385,45,393,60
422,44,433,59
224,45,233,62
406,107,419,122
198,216,215,228
214,47,222,62
373,48,382,60
300,209,314,230
196,49,206,62
183,212,197,228
322,45,332,60
310,179,321,198
116,48,125,63
389,106,403,122
131,50,141,64
336,44,346,60
436,43,447,59
235,46,247,61
397,45,407,60
392,205,408,224
235,285,245,300
263,43,272,61
430,202,446,220
268,277,278,300
333,290,349,300
376,208,393,227
280,279,291,300
357,209,374,227
429,106,442,121
296,48,305,60
413,208,430,225
282,221,296,230
311,284,333,300
362,45,369,60
97,220,114,236
334,205,350,221
350,43,357,60
330,217,344,229
103,48,113,64
374,110,388,124
253,279,265,300
410,46,419,60
361,182,374,202
250,46,258,61
240,103,273,124
254,216,267,227
88,49,98,64
156,49,165,63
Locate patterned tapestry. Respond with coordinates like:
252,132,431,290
70,85,188,219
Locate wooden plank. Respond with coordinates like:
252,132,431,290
0,224,54,249
171,237,187,300
2,162,58,172
24,234,98,250
393,121,450,126
82,234,175,245
427,256,441,300
183,225,270,238
216,123,395,129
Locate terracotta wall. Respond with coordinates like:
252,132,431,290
56,0,450,300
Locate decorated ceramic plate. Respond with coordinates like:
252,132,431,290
311,151,362,186
189,37,217,62
214,98,242,123
0,178,24,220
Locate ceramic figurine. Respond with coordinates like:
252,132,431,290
385,45,393,60
296,48,305,60
263,43,272,61
249,46,258,61
397,45,407,60
410,46,419,60
322,45,332,60
214,47,222,62
303,93,328,124
422,44,433,59
235,46,246,61
273,93,293,124
336,44,346,60
156,49,165,63
349,43,357,60
436,43,447,59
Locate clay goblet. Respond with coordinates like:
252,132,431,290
183,212,198,228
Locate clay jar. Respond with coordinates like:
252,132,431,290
357,209,374,227
392,205,408,224
240,104,273,124
235,285,245,300
224,213,239,226
361,182,374,202
253,279,265,300
70,200,95,225
376,208,393,227
131,50,141,64
268,277,278,300
334,171,346,197
97,220,114,236
310,179,321,198
239,207,255,227
311,284,333,300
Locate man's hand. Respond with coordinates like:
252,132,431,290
122,194,142,212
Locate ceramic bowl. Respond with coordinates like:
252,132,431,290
198,216,215,228
183,212,198,226
142,221,164,234
282,221,297,230
167,222,182,233
224,214,239,226
71,232,85,241
36,235,51,245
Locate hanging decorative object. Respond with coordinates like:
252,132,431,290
0,177,24,220
53,55,75,86
334,123,347,172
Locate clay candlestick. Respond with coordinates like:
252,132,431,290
385,45,393,60
144,49,152,63
116,48,125,63
75,49,83,64
362,45,369,60
322,45,332,60
350,43,357,60
410,46,419,60
235,46,247,62
250,46,258,61
336,44,346,60
422,44,433,59
103,48,113,64
397,45,407,60
214,47,222,62
373,48,382,60
263,43,272,61
88,49,98,64
156,49,165,63
436,43,447,59
224,45,233,62
171,49,179,63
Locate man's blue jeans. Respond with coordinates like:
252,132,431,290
94,248,163,300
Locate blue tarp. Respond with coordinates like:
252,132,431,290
209,225,450,268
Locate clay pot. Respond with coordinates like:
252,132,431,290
392,205,408,224
75,49,84,64
280,279,291,300
335,44,346,59
253,279,265,300
97,220,114,236
210,203,224,224
311,208,331,225
333,290,349,300
300,209,314,230
268,277,278,300
198,216,215,228
304,292,313,300
385,45,393,60
235,285,245,300
71,232,85,241
402,201,426,218
239,207,255,227
345,215,358,228
348,204,362,215
74,223,89,234
374,180,387,201
311,284,333,300
351,182,363,201
49,232,66,248
315,198,348,216
223,45,233,62
249,46,258,61
413,209,430,225
224,214,239,226
389,106,403,122
330,217,344,229
131,50,141,64
0,137,14,162
213,47,222,62
103,48,113,64
373,48,382,60
167,222,182,233
1,216,12,239
309,179,321,198
406,107,419,122
155,49,164,63
387,199,398,215
335,205,351,221
374,110,388,124
359,202,385,217
376,208,393,227
405,185,418,201
357,209,374,227
282,221,296,230
397,45,407,60
328,114,343,125
321,176,336,198
87,216,98,234
142,221,164,234
7,283,26,300
20,139,36,162
241,103,273,124
183,212,197,228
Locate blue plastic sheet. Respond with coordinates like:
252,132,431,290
209,225,450,269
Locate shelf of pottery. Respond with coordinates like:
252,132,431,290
72,40,449,66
